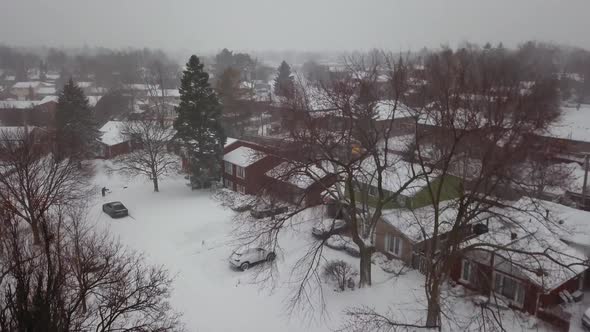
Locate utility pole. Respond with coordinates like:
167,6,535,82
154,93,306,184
583,154,589,209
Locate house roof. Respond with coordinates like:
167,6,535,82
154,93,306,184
99,121,127,146
266,162,328,189
0,96,52,109
381,200,485,243
37,87,56,95
12,81,42,89
223,146,265,168
224,137,238,148
355,155,429,197
40,95,58,104
76,81,93,88
462,199,587,292
87,95,102,107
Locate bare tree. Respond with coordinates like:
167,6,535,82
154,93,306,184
226,53,427,320
0,128,90,244
340,45,578,331
115,119,178,192
0,204,182,332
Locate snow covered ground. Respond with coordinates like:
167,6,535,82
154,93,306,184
87,160,559,332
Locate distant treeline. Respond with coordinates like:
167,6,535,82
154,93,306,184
0,45,181,90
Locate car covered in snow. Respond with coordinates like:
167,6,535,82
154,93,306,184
229,248,276,271
312,218,347,238
583,307,590,329
102,201,129,218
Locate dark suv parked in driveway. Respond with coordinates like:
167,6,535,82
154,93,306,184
102,201,129,218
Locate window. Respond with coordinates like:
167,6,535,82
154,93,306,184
493,272,525,307
236,166,245,179
385,233,402,257
224,178,234,190
237,184,246,194
224,161,233,175
460,259,477,285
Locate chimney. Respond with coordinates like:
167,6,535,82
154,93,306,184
510,232,517,240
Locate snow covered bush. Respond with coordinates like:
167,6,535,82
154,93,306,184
322,260,358,291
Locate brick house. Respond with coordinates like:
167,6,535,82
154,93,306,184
264,162,337,207
375,203,481,267
0,97,58,127
221,139,335,206
222,140,282,195
450,211,587,331
97,121,137,159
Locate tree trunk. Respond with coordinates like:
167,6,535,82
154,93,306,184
152,175,159,192
426,282,441,328
31,220,41,245
358,247,372,287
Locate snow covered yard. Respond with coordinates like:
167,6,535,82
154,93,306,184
86,160,555,332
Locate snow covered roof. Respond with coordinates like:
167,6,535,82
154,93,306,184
223,146,265,168
87,95,102,107
539,105,590,142
40,95,58,104
123,83,158,91
99,121,127,146
0,100,43,109
224,137,238,148
266,162,329,189
373,101,416,121
37,87,56,95
463,204,587,291
12,81,42,89
381,200,484,242
151,89,180,98
76,81,93,88
355,156,429,197
45,73,60,80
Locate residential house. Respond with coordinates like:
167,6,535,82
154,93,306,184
376,201,483,266
222,140,282,195
352,156,462,210
10,81,56,101
265,161,336,207
0,97,58,127
451,202,588,331
97,121,136,159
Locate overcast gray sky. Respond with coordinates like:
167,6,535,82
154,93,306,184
1,0,589,52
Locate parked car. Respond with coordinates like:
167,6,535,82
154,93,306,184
229,248,276,271
102,201,129,218
250,206,288,219
583,307,590,329
312,218,347,238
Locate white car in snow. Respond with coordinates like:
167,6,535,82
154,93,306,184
229,248,276,271
312,218,347,238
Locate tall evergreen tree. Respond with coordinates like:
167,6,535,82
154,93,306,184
274,61,294,98
174,55,225,188
55,79,100,159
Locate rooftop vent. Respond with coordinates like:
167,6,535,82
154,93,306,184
510,233,518,240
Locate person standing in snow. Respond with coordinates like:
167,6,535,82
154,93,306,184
101,187,107,197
